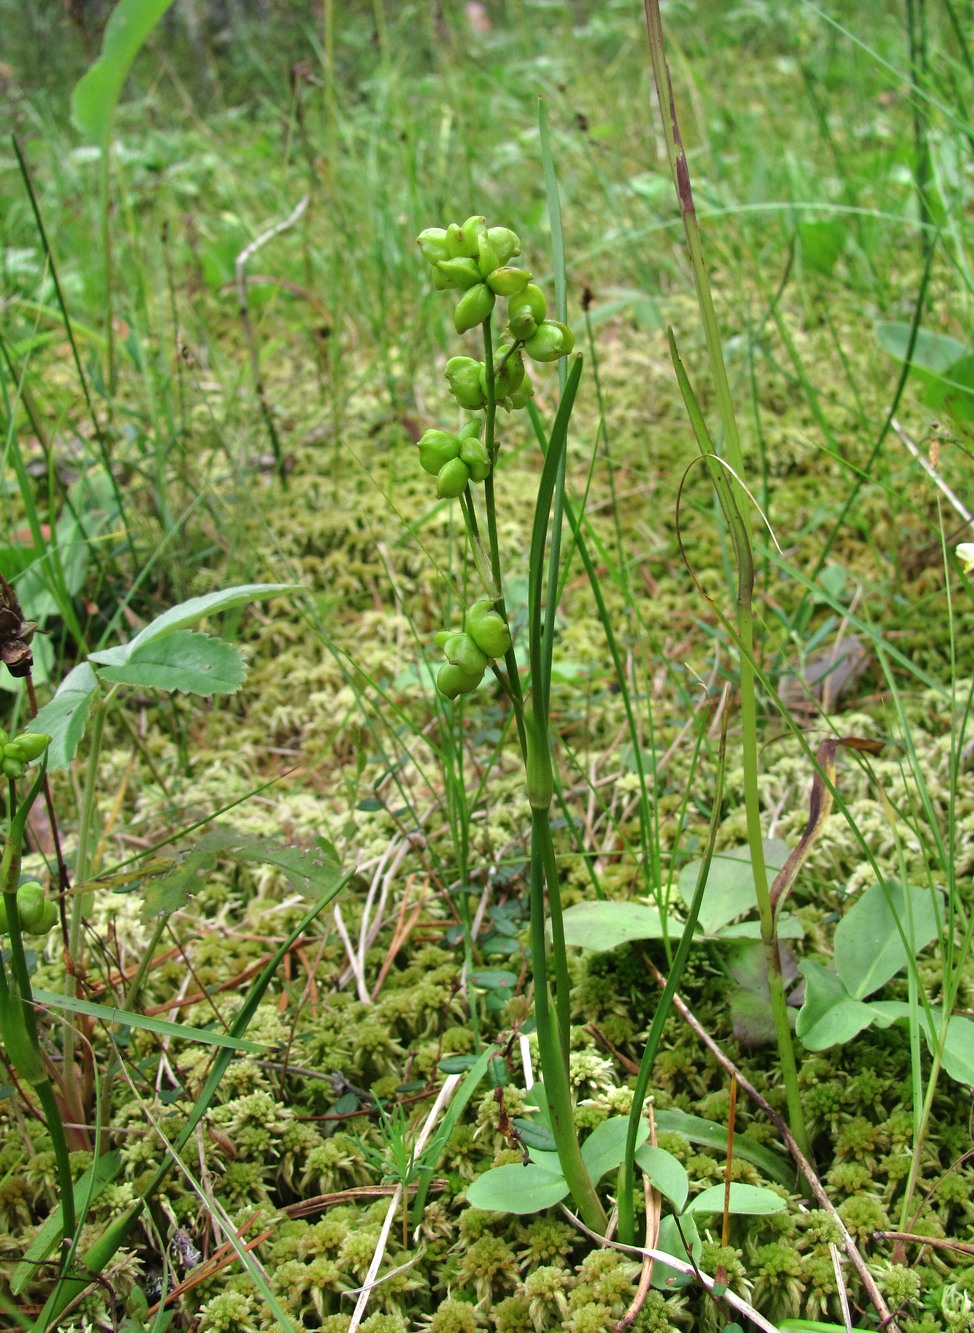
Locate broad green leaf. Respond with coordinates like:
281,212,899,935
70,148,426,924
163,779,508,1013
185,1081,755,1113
32,988,263,1051
560,900,679,950
687,1183,786,1216
678,838,791,937
875,322,969,374
466,1162,568,1214
581,1116,648,1183
795,960,876,1048
653,1109,793,1186
867,1004,974,1086
12,1151,123,1294
139,847,217,921
71,0,180,146
26,662,99,769
798,218,846,275
921,354,974,423
88,583,301,666
834,880,941,999
95,631,245,695
651,1213,701,1290
469,970,520,990
634,1144,689,1212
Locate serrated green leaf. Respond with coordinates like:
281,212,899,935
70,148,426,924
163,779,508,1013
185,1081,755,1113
465,1162,568,1214
582,1116,649,1183
139,848,217,921
687,1183,786,1216
634,1144,689,1212
96,631,246,695
201,832,344,900
27,662,98,769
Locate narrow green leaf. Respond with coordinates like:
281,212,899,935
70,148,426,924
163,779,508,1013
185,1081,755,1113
634,1144,689,1212
71,0,180,146
466,1162,568,1214
26,661,98,769
12,1151,123,1294
31,989,263,1051
687,1183,786,1216
653,1110,793,1186
95,631,246,695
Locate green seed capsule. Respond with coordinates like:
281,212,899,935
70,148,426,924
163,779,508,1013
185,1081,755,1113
435,257,483,290
508,283,547,339
524,319,575,363
506,373,535,411
445,357,488,411
436,662,482,698
16,882,46,932
436,457,471,499
444,222,466,258
486,226,521,266
487,266,531,297
458,436,491,484
416,227,450,265
464,598,512,659
27,900,59,936
454,282,495,335
476,233,501,279
458,215,487,257
418,429,461,476
457,420,482,442
481,344,525,401
1,756,26,780
13,733,50,762
442,632,489,678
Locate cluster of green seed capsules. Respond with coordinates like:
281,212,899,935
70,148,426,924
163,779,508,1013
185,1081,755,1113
434,598,514,698
0,881,58,936
0,729,49,780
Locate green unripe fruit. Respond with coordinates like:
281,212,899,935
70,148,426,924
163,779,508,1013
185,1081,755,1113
28,900,59,936
418,429,461,476
445,357,488,411
2,754,26,780
442,632,489,678
436,458,471,499
508,283,547,339
444,222,466,257
458,215,487,256
457,420,482,442
437,662,482,698
481,344,525,401
486,226,521,266
13,733,50,762
465,598,512,658
433,629,456,650
524,319,575,362
459,436,491,484
435,257,482,290
16,882,46,932
487,266,531,297
454,282,495,335
476,234,501,279
416,227,450,265
506,374,535,411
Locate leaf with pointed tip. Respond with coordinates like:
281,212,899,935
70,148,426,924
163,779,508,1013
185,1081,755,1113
96,631,245,695
465,1162,568,1214
26,662,98,769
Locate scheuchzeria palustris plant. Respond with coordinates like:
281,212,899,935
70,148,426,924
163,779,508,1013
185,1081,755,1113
415,215,573,699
